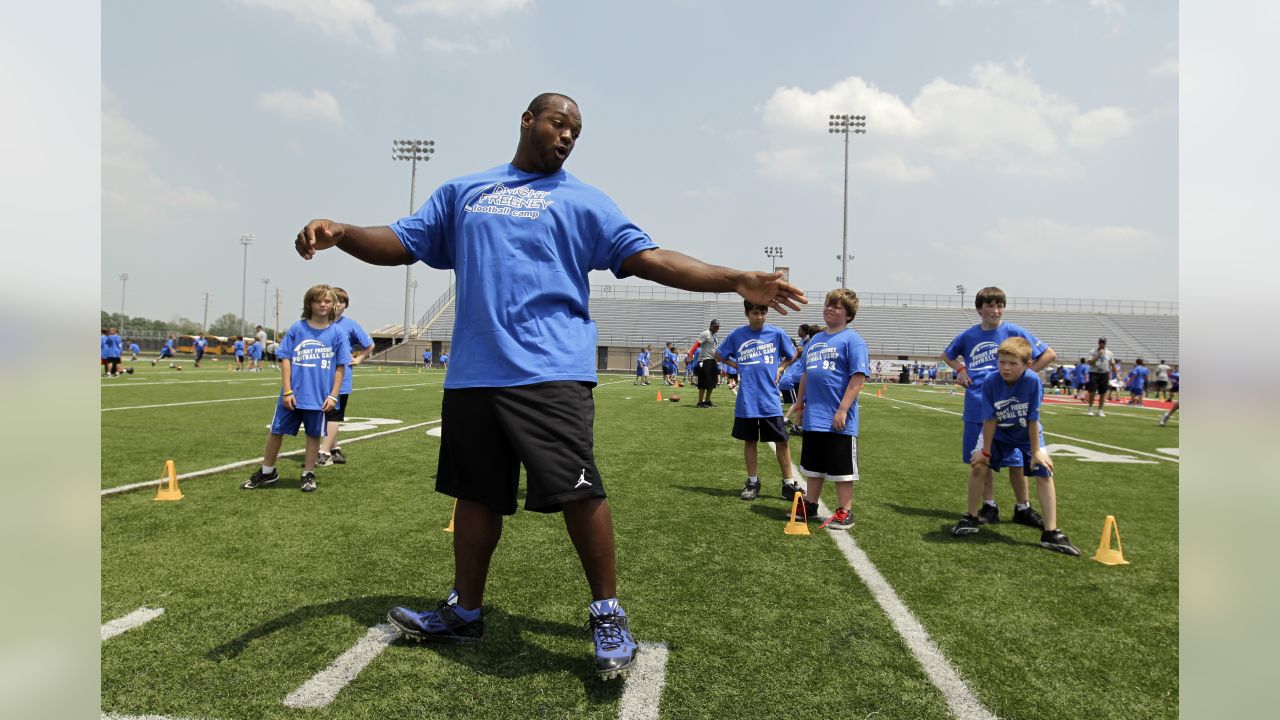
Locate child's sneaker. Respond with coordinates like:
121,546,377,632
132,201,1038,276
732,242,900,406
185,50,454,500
821,507,854,530
1159,415,1169,426
1012,505,1045,529
1040,529,1081,556
802,500,820,520
739,479,761,500
1087,409,1096,416
587,599,638,679
388,594,484,645
951,514,981,537
316,452,334,467
977,503,1000,525
1097,410,1106,417
300,472,317,492
781,479,804,501
240,468,279,490
331,447,347,464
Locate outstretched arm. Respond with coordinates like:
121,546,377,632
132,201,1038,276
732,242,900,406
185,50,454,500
620,248,807,314
295,220,414,266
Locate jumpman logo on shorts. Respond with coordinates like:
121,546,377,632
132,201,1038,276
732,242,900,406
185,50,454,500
575,469,591,489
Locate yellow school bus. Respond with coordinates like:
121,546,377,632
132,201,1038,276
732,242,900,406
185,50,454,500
177,335,232,355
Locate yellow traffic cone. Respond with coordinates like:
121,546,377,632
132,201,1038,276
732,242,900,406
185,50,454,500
784,493,810,536
443,499,456,533
1092,515,1130,565
154,460,184,501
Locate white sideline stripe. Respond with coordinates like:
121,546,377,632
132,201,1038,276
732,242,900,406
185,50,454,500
768,444,997,720
619,642,670,720
101,607,165,641
102,381,442,412
283,623,399,709
101,420,440,496
865,394,1178,464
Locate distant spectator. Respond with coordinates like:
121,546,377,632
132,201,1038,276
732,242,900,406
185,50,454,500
691,319,721,408
1154,360,1172,401
1084,338,1118,417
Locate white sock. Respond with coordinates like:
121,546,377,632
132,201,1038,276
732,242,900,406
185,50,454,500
983,499,997,508
1015,502,1030,511
747,475,759,484
261,464,275,475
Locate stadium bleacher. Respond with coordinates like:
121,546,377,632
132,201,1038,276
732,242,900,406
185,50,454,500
376,286,1178,366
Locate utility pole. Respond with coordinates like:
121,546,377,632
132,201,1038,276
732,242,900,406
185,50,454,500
202,292,210,333
239,234,254,337
261,278,270,328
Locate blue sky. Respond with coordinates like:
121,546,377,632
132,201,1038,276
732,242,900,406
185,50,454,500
101,0,1177,330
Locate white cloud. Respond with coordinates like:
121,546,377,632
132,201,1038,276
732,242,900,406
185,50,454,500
1067,106,1133,149
257,88,346,125
102,89,228,227
756,60,1133,184
1089,0,1125,16
1151,58,1179,77
422,33,512,57
396,0,532,18
235,0,399,54
983,218,1159,258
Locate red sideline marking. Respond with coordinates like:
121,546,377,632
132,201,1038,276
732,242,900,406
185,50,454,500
1041,394,1175,411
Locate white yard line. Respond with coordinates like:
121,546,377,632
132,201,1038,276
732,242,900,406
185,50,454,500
865,394,1178,463
101,420,440,496
102,381,443,412
283,624,399,709
101,607,165,641
768,443,997,719
619,642,670,720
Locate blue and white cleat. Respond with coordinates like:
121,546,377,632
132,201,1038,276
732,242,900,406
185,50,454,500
587,598,638,680
387,589,483,645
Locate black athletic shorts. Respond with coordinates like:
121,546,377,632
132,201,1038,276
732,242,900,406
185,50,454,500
732,416,788,443
324,393,350,422
696,358,719,390
1089,372,1110,394
799,431,859,481
436,381,605,515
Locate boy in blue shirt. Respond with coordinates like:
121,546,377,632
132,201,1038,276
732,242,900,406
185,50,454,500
127,340,140,362
1126,358,1150,406
792,289,869,530
153,334,176,366
242,285,351,492
942,287,1056,527
439,350,449,370
662,342,678,385
233,336,246,371
317,287,374,467
248,337,263,371
193,333,207,368
424,349,432,369
952,338,1079,556
716,300,802,502
634,346,651,385
105,327,123,377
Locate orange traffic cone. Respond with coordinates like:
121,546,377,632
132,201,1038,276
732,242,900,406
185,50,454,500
656,390,663,402
876,386,883,398
154,460,184,501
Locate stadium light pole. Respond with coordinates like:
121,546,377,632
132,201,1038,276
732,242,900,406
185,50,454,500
956,284,965,306
409,279,419,335
239,234,254,337
118,272,128,333
261,278,270,328
828,114,866,289
763,245,783,272
392,138,435,344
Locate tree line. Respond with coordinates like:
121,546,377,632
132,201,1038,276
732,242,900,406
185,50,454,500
100,311,276,340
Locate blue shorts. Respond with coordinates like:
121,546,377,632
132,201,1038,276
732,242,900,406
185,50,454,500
969,428,1052,477
159,348,173,358
270,405,328,437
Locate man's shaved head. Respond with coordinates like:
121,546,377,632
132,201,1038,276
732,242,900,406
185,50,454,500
527,92,578,118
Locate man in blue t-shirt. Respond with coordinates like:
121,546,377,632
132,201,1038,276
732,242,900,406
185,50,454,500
292,92,807,679
317,287,375,467
1126,358,1151,406
716,300,801,502
951,337,1079,556
942,287,1056,528
793,289,869,531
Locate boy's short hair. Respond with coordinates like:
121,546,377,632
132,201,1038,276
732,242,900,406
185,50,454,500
333,286,349,306
975,286,1007,309
742,298,768,314
824,288,860,320
301,284,336,321
1135,358,1144,365
997,337,1032,363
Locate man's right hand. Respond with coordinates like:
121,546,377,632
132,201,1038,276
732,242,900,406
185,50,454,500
296,219,345,260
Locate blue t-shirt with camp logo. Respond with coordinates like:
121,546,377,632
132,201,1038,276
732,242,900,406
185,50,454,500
276,320,352,411
944,322,1048,422
801,328,869,436
391,164,657,389
979,369,1044,452
333,315,373,395
721,324,796,419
